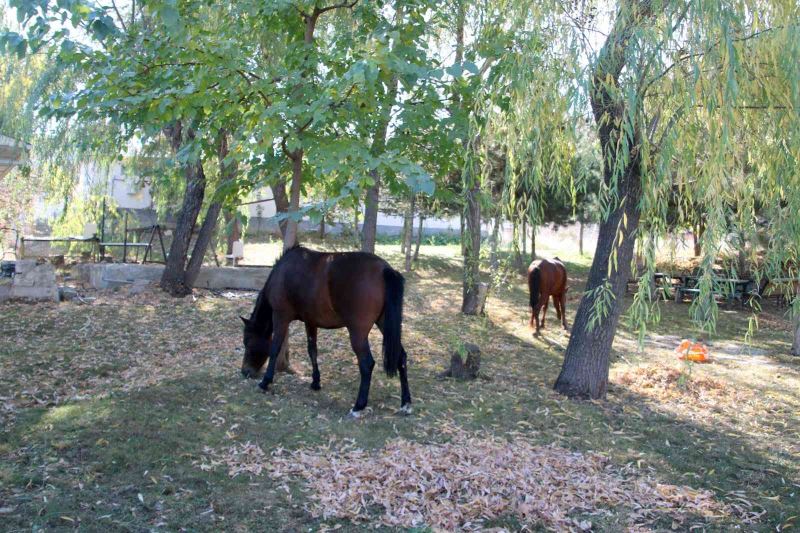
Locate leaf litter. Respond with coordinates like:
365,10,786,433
197,428,729,531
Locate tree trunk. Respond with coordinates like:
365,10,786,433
793,312,800,357
401,212,410,254
361,6,403,254
461,179,482,315
319,214,325,240
793,284,800,356
460,211,466,256
490,211,501,273
512,217,521,267
184,201,222,288
579,220,584,256
184,131,235,289
403,194,416,272
554,0,652,399
413,212,424,264
353,206,360,246
282,151,302,251
160,128,206,297
737,229,747,276
693,222,703,257
272,179,290,240
362,175,381,253
224,209,241,259
530,223,536,262
521,218,527,258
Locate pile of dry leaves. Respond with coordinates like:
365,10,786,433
197,432,726,530
613,364,752,407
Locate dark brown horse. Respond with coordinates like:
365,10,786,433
240,246,410,416
527,257,569,334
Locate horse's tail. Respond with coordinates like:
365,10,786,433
529,267,541,310
382,267,405,377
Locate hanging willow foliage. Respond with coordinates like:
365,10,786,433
483,0,799,335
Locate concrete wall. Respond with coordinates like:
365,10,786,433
1,260,59,302
72,263,271,291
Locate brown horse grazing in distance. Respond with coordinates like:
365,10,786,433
527,257,569,334
240,245,410,417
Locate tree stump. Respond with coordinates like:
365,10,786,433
438,342,481,380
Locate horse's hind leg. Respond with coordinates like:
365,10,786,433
305,323,321,390
348,327,375,416
376,318,412,412
540,294,549,329
553,294,562,321
258,317,289,392
559,292,569,330
398,345,412,413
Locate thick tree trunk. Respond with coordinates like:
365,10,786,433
554,170,642,398
404,194,416,272
579,220,585,256
413,213,424,264
160,127,207,297
554,0,652,399
282,151,302,251
462,180,482,315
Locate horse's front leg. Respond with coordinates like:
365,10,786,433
305,323,321,390
258,317,289,392
348,328,374,416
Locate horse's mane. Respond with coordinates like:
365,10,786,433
249,244,305,324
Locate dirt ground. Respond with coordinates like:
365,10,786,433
1,242,798,531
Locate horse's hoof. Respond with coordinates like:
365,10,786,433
257,381,270,393
398,404,413,416
310,382,321,391
348,409,362,419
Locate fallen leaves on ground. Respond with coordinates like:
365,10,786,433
197,430,727,531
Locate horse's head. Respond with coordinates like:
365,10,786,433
240,316,269,378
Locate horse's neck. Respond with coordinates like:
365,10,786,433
250,289,272,329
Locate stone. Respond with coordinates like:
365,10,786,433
58,286,80,301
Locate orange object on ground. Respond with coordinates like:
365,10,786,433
675,339,710,362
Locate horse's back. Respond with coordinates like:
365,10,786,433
528,258,568,295
266,247,389,328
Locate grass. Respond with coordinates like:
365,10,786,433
1,239,798,531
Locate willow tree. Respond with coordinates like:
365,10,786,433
486,0,799,396
559,1,798,397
